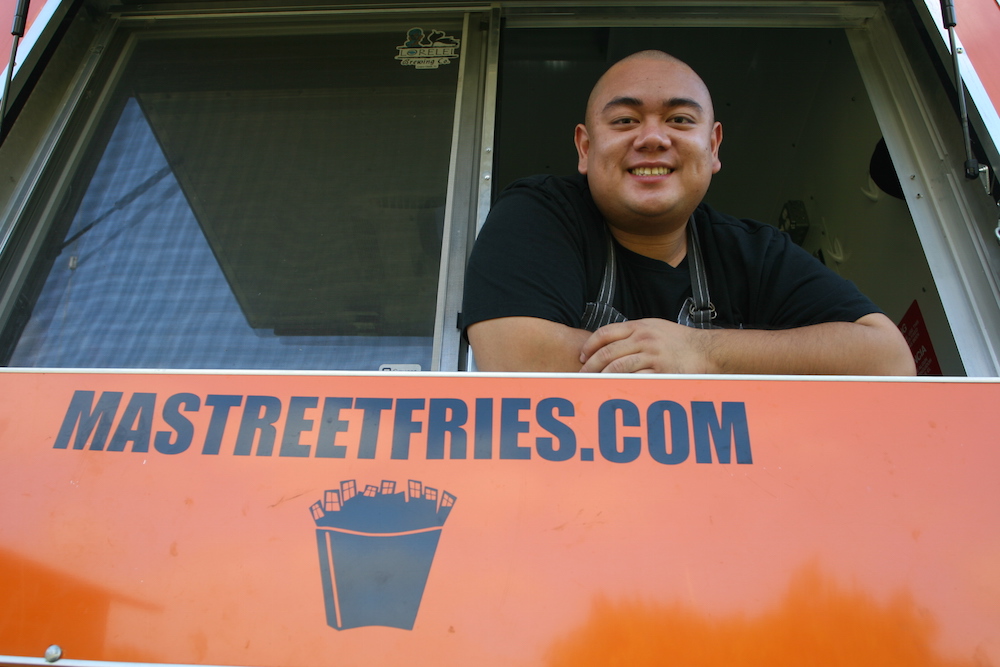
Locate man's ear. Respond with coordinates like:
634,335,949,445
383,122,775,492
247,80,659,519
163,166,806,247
710,121,723,174
574,123,590,175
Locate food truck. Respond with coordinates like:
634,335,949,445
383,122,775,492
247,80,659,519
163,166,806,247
1,0,999,664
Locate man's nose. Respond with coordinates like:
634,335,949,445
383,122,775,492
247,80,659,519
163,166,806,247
634,121,670,150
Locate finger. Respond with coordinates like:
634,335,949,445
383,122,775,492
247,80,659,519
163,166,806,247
598,353,653,374
579,322,636,362
580,340,622,372
579,343,614,372
581,343,647,373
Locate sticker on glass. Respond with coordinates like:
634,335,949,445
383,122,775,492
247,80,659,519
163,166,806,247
395,28,461,70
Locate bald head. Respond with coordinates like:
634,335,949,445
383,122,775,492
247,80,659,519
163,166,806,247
584,51,716,127
573,49,723,234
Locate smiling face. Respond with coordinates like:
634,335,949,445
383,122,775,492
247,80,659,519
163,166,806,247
575,54,723,236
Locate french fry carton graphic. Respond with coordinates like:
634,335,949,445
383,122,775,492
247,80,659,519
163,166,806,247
310,479,456,630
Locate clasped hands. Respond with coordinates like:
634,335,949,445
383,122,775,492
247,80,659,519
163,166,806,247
579,318,715,374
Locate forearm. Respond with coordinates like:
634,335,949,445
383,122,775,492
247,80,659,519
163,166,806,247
468,317,590,372
698,315,916,376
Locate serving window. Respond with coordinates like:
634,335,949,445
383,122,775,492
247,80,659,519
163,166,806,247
484,1,1000,376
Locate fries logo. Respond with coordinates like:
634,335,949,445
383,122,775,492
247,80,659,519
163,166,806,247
310,480,456,630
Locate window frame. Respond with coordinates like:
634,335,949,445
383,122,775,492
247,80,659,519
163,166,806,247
2,0,998,375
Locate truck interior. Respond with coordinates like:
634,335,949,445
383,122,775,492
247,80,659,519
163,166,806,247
494,23,964,374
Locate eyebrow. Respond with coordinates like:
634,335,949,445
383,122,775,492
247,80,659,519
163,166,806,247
601,96,705,114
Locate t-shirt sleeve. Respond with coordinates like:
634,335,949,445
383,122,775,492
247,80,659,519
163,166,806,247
742,223,881,328
461,178,598,333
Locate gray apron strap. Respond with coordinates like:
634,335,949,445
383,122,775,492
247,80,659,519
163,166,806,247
581,232,628,332
678,217,719,329
582,216,718,332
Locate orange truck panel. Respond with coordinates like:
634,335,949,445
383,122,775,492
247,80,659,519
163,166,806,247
0,372,998,666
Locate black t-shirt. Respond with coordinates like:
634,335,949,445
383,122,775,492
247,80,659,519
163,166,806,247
462,174,880,332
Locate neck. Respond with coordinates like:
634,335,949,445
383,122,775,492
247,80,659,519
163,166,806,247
608,222,689,267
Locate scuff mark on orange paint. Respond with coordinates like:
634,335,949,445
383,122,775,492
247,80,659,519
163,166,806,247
268,491,306,509
546,562,981,667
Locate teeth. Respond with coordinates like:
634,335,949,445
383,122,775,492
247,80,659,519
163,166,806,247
630,167,673,176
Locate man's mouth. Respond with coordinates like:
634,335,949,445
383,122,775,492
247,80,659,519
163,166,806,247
629,167,674,176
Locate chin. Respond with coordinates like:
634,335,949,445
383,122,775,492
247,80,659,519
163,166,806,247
627,201,688,220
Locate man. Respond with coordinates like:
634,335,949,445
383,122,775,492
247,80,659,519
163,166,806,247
462,50,916,375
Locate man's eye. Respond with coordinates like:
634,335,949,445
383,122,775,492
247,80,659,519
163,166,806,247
611,117,638,125
670,115,695,124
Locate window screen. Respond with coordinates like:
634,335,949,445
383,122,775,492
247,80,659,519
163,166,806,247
3,24,463,370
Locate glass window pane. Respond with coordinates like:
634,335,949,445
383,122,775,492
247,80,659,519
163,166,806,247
4,24,463,370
